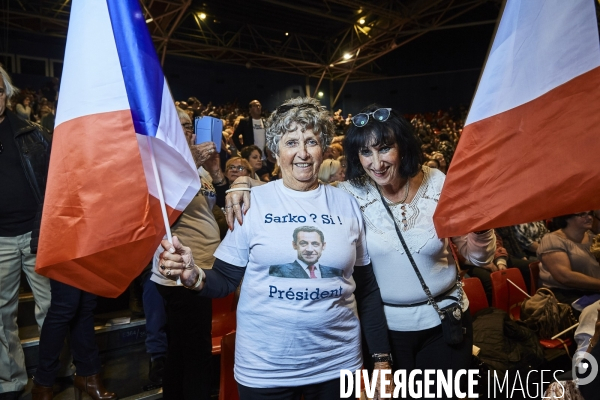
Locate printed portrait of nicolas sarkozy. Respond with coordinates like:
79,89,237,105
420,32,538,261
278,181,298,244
269,226,343,279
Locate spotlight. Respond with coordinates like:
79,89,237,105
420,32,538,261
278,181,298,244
285,32,289,36
329,64,334,67
317,92,324,98
343,53,352,60
145,18,153,23
359,19,365,24
199,12,206,20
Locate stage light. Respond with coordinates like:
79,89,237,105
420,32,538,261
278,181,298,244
317,92,324,98
145,18,153,23
199,13,206,20
285,32,289,36
343,53,352,60
359,19,365,24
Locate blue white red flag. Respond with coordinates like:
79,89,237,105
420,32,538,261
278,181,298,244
434,0,600,237
36,0,200,297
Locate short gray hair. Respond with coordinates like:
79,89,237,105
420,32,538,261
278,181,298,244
266,97,334,155
0,65,19,100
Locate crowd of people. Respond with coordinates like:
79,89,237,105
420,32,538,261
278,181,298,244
2,64,600,400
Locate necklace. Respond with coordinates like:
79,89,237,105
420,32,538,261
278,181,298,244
384,178,411,206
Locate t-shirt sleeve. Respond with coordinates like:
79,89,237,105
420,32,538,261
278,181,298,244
213,210,251,267
537,234,567,257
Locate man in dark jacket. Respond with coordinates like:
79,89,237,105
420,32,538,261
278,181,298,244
232,99,266,152
0,67,52,400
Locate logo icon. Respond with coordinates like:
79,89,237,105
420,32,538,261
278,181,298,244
572,352,598,386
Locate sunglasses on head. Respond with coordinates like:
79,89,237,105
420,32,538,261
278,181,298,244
276,103,320,114
352,108,392,127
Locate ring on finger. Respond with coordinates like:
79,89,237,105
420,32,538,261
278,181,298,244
166,270,171,276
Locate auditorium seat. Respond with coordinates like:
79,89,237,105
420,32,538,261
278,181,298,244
212,293,237,355
462,277,489,316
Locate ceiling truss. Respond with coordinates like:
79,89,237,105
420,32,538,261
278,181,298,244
0,0,497,92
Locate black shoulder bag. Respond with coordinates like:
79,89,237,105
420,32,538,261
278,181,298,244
376,186,465,345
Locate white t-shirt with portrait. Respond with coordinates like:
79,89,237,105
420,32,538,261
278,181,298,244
214,180,369,388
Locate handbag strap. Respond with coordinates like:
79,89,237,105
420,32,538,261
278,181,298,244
375,185,462,318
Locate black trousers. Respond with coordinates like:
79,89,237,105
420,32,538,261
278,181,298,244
156,283,212,400
35,279,99,386
238,378,349,400
388,310,473,400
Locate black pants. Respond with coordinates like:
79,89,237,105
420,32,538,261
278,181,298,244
156,284,212,400
238,378,348,400
35,279,99,386
389,310,473,400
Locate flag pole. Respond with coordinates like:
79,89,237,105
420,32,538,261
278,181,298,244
146,136,173,244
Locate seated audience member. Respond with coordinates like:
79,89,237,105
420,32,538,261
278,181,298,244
538,212,600,305
460,230,530,304
429,151,447,174
329,143,343,159
39,105,55,134
318,159,345,184
15,93,32,121
224,157,252,196
512,221,549,259
240,144,266,181
425,159,440,169
225,157,252,180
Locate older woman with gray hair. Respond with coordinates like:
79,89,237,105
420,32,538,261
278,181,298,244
158,97,391,399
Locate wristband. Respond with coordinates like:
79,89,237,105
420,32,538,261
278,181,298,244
372,353,392,364
225,188,252,193
184,265,204,290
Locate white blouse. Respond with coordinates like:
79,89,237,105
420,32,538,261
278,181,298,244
338,166,495,331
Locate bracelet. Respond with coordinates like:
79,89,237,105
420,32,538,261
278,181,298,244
371,353,392,364
230,181,249,187
225,188,251,193
184,265,204,290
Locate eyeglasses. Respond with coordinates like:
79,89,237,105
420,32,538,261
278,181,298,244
573,211,593,218
227,165,248,172
352,108,392,127
276,103,320,114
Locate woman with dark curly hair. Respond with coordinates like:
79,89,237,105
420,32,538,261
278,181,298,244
336,105,495,398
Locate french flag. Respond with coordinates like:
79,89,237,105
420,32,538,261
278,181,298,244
434,0,600,237
35,0,200,297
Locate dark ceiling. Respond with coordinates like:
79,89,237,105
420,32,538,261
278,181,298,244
2,0,598,91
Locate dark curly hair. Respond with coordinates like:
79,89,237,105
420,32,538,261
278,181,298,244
343,104,422,186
